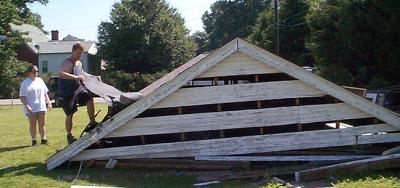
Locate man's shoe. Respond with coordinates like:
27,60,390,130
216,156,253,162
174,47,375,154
85,121,99,132
67,134,77,144
32,140,37,146
41,139,48,145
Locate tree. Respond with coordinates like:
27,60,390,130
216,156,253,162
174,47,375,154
307,0,400,88
0,0,47,98
98,0,197,91
249,0,313,66
191,31,208,55
202,0,270,50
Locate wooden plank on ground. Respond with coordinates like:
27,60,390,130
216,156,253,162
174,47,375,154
151,80,325,109
46,39,239,171
382,146,400,156
106,103,371,138
73,125,399,161
91,159,250,170
295,153,400,181
237,38,400,129
197,51,280,78
195,155,378,162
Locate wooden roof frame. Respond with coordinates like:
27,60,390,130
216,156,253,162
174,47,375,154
47,38,400,170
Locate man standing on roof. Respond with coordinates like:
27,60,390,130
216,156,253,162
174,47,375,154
57,43,97,144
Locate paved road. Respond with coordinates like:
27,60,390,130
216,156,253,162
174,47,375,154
0,97,105,106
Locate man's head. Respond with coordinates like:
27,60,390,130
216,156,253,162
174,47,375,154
71,43,84,61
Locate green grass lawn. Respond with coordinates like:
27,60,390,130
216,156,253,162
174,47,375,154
0,104,399,187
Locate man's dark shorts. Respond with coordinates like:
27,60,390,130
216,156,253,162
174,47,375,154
61,92,93,116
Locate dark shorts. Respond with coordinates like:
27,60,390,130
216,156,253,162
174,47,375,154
61,92,93,116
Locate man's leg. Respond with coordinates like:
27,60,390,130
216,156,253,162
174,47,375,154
65,114,73,135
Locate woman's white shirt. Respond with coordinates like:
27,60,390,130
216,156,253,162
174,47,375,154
19,77,49,114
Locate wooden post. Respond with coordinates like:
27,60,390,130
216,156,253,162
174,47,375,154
214,77,219,86
140,136,146,144
296,99,302,131
254,75,259,83
178,107,185,141
217,103,224,138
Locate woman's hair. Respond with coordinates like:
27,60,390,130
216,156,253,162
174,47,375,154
25,64,38,76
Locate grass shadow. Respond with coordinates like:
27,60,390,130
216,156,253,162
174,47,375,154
0,145,30,153
0,162,197,187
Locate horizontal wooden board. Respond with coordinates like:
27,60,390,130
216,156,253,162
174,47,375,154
237,39,400,128
46,39,240,171
73,124,399,161
197,51,280,78
195,155,378,162
151,80,326,109
295,153,400,181
106,103,371,138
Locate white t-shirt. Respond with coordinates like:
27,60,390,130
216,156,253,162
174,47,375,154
19,77,49,114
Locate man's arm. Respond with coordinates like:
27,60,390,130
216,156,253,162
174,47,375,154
58,70,84,81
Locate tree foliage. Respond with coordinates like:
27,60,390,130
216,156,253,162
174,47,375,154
202,0,270,50
307,0,400,88
0,0,47,98
249,0,313,66
97,0,196,91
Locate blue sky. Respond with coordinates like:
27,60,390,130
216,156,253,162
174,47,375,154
29,0,217,41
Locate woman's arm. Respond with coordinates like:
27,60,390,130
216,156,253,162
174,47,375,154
20,96,32,113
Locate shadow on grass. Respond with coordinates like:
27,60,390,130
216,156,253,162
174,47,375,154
0,145,30,153
0,162,197,187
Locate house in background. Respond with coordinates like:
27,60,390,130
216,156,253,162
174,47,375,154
11,24,99,75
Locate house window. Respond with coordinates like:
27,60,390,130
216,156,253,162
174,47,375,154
42,61,48,74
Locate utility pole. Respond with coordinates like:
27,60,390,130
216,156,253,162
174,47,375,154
274,0,279,56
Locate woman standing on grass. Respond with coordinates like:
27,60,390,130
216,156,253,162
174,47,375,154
19,65,52,146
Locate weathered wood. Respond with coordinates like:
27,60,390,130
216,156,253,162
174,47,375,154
105,159,118,169
295,153,400,181
91,159,250,170
195,155,378,162
197,51,280,78
237,38,400,129
106,103,371,138
342,86,366,97
151,80,325,109
46,39,239,171
73,125,399,161
382,145,400,156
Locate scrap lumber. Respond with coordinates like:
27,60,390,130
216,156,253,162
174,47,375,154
195,155,377,162
238,38,400,128
382,145,400,156
295,153,400,181
107,103,371,138
72,125,399,161
88,159,250,170
46,39,238,171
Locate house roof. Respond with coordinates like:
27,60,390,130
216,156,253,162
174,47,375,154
10,23,48,42
47,38,400,170
62,34,83,41
27,41,97,55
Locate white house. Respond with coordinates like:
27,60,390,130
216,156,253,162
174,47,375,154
11,24,99,75
26,39,98,75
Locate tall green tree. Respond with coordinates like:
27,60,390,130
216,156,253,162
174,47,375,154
249,0,313,66
202,0,270,50
307,0,400,88
0,0,47,98
98,0,196,91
